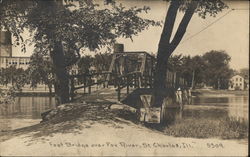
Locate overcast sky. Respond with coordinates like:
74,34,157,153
12,0,249,70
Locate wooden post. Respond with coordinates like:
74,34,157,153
117,79,121,101
138,74,142,88
126,75,129,94
70,77,75,101
173,72,176,88
105,54,116,87
149,74,152,88
133,73,136,88
83,75,86,94
114,74,117,88
88,76,91,94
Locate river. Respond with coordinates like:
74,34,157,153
0,96,55,131
0,94,249,131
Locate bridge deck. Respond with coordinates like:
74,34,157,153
74,86,136,104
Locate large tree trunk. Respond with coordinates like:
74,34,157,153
152,0,197,107
44,0,69,105
50,42,70,105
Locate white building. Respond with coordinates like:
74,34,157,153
0,56,31,69
228,75,245,90
0,31,31,70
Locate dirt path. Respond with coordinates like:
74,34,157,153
0,119,248,156
0,101,248,156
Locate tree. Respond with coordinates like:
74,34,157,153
167,54,205,88
27,52,55,95
153,0,228,107
77,55,94,75
239,68,249,80
202,50,233,89
1,0,159,105
0,66,28,89
93,53,113,73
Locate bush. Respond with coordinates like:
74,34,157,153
219,118,248,139
163,117,248,139
0,88,15,105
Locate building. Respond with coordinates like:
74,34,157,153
0,56,31,69
0,31,31,70
228,74,245,90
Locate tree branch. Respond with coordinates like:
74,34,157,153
158,0,180,48
169,0,198,52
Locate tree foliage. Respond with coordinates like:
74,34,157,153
27,52,55,94
0,66,28,88
1,0,160,57
0,0,160,104
202,50,232,89
168,50,233,89
0,66,28,104
239,68,249,80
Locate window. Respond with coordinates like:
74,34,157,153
236,78,238,81
240,78,242,82
239,83,242,86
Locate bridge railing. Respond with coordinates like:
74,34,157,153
69,70,187,102
69,72,111,100
69,70,154,101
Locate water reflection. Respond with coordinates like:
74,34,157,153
0,96,55,119
188,95,248,122
228,96,249,123
166,95,249,124
0,96,55,131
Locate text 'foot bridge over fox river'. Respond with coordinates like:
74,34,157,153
69,49,189,123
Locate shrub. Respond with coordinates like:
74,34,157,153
163,117,248,139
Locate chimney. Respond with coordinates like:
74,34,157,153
114,43,124,53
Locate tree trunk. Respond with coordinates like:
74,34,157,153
50,42,70,105
153,49,171,107
43,0,69,106
152,0,198,108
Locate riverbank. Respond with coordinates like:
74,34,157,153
0,100,248,156
192,89,249,96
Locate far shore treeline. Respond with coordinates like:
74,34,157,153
0,50,249,95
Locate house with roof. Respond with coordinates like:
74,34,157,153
228,74,245,90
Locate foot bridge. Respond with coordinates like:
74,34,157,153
69,51,189,123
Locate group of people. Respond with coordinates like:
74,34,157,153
175,87,192,109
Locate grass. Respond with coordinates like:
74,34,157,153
163,117,249,140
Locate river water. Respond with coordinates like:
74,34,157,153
0,96,55,131
0,94,249,131
185,95,249,123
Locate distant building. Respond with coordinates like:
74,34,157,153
0,31,31,70
228,75,245,90
0,56,31,69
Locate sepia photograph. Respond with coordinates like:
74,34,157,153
0,0,249,156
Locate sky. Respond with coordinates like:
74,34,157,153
12,0,249,70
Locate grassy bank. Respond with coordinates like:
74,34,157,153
163,117,248,140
